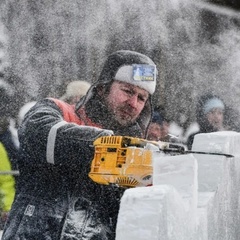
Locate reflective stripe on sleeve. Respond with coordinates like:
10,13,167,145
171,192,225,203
47,121,68,164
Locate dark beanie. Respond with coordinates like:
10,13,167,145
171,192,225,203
97,50,157,95
151,111,164,126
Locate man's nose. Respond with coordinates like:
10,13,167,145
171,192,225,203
128,95,138,108
213,112,222,120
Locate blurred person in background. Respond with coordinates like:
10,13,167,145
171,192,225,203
186,93,226,150
0,142,16,230
147,108,179,143
0,80,18,229
60,80,91,104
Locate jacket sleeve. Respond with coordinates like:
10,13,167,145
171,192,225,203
18,98,113,168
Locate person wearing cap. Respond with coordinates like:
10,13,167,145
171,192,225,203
147,110,169,141
60,80,91,105
147,111,165,141
2,50,157,240
186,93,226,150
147,109,180,143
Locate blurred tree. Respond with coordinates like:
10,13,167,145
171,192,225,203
208,0,240,10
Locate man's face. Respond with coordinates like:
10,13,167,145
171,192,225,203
104,81,149,126
147,122,161,141
206,108,224,130
147,121,169,141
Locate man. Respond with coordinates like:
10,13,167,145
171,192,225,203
147,109,179,143
2,50,157,239
147,110,168,141
186,93,226,150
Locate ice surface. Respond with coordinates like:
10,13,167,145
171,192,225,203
116,131,240,239
153,153,198,221
116,185,191,240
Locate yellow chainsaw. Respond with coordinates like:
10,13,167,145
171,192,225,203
88,135,176,188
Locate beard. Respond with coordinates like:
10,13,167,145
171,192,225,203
110,104,138,126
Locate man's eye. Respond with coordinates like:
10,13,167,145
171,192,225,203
139,98,145,102
123,89,132,95
138,95,147,102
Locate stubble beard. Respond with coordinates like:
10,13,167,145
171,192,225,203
112,106,138,126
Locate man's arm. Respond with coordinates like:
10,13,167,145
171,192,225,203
18,98,112,168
